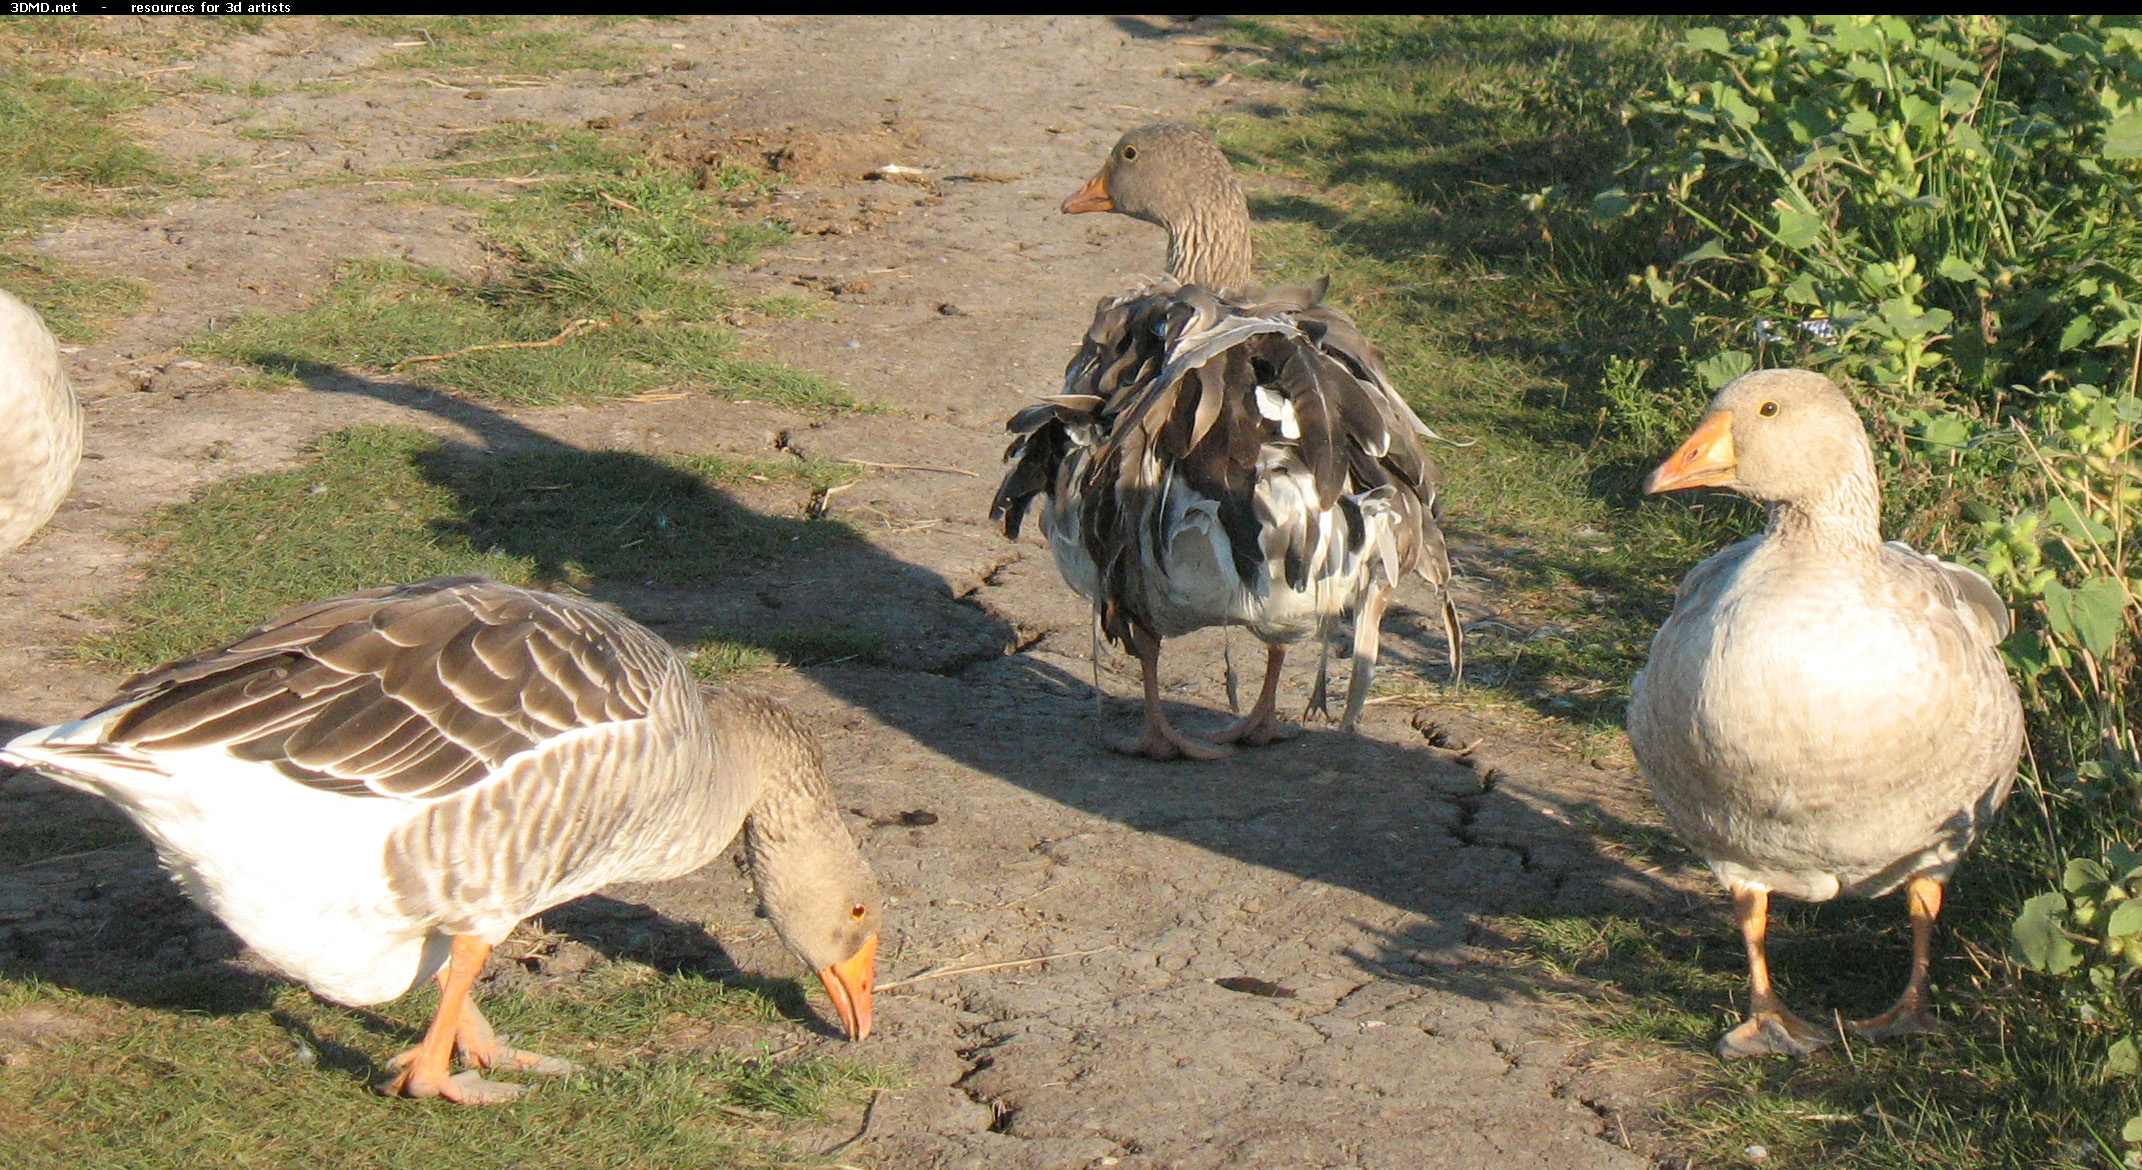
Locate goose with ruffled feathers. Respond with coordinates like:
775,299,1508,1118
993,123,1461,759
2,576,880,1102
0,287,84,556
1628,369,2023,1057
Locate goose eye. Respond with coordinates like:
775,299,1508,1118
850,903,867,920
1120,144,1139,161
1759,401,1779,417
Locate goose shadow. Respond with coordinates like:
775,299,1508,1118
0,354,1691,1033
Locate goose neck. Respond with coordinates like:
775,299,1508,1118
1166,202,1254,290
1763,471,1885,559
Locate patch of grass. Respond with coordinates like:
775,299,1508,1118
332,16,639,78
0,964,883,1170
0,252,145,344
198,130,852,409
0,48,173,337
85,426,859,670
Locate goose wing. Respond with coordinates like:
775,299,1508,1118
1879,542,2011,649
92,576,677,800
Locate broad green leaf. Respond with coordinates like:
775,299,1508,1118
2043,578,2129,661
2067,858,2112,892
1937,255,1983,283
1774,202,1822,249
1998,629,2052,678
2047,497,2116,542
1909,412,1973,449
2014,891,2082,973
1782,273,1820,306
1683,27,1733,56
1589,187,1635,221
1677,238,1730,264
1842,109,1880,138
2106,111,2142,160
1693,350,1754,391
2107,899,2142,941
2106,1037,2141,1079
2062,314,2099,352
1940,79,1981,115
1714,86,1759,128
2125,1114,2142,1143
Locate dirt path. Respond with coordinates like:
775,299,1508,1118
1,16,1691,1168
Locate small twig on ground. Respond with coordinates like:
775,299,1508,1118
837,458,978,478
600,191,643,215
819,1087,891,1156
391,318,608,370
879,945,1119,991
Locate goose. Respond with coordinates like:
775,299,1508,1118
992,123,1461,760
0,287,84,555
1,576,880,1103
1627,369,2023,1057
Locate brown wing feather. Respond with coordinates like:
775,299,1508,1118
108,577,674,800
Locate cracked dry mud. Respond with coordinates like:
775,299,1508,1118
0,16,1704,1169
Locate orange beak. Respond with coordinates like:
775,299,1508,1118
1061,170,1113,214
817,933,877,1041
1646,411,1738,494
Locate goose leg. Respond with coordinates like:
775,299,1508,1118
1210,644,1296,745
1717,885,1831,1058
1118,632,1230,761
1339,589,1390,732
1847,876,1946,1040
1304,634,1333,722
380,935,530,1104
454,995,579,1077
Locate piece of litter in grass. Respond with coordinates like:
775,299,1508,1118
1744,1145,1769,1163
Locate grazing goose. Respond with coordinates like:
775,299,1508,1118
0,287,84,555
992,123,1460,760
2,576,880,1103
1627,369,2023,1057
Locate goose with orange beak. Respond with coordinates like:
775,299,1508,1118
2,577,880,1102
1627,369,2022,1057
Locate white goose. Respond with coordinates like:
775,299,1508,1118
993,123,1461,760
1628,369,2023,1056
2,576,881,1103
0,287,84,555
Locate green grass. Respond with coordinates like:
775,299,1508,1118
0,964,884,1170
197,129,850,409
330,16,640,78
1209,15,2142,1165
85,426,861,671
0,45,173,338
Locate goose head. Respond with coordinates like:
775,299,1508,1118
1647,368,1879,523
1062,123,1254,289
746,798,882,1041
